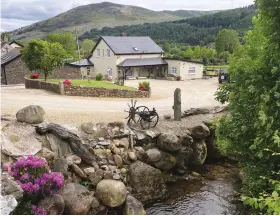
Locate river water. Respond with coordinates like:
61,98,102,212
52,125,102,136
146,162,244,215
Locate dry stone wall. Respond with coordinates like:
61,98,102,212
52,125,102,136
25,78,60,94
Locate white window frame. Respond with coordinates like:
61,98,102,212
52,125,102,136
188,67,196,74
102,49,104,57
86,67,91,76
97,49,100,57
172,67,177,74
107,68,113,76
107,49,110,58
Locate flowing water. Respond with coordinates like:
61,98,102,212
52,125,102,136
146,162,245,215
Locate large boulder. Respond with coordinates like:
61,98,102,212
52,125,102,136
129,161,167,203
190,124,210,139
191,139,208,165
1,173,23,202
16,105,45,124
1,194,18,215
154,151,177,171
174,147,193,173
62,183,93,215
146,148,162,162
156,133,181,152
124,195,146,215
96,179,127,207
38,194,65,215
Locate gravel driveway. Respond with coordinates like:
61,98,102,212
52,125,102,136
1,78,221,125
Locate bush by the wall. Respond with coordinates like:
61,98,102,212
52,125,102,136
96,73,103,81
138,81,150,91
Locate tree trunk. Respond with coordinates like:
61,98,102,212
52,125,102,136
35,123,96,165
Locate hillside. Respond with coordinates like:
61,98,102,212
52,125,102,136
80,5,257,46
163,10,219,17
12,2,215,41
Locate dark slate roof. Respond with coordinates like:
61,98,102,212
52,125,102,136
101,36,164,55
68,59,94,67
1,48,21,66
118,58,167,67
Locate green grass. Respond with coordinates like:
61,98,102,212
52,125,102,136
204,65,229,70
45,79,137,90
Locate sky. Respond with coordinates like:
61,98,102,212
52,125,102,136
1,0,254,32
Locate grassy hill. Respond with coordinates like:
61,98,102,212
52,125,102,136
79,5,257,46
12,2,215,41
163,9,219,17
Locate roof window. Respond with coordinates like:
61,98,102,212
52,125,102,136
133,47,139,51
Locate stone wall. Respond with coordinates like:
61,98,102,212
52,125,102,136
2,58,30,85
25,78,150,98
51,65,81,79
64,85,150,98
25,78,60,94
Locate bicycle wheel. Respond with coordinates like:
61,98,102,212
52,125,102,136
127,106,149,126
140,112,159,129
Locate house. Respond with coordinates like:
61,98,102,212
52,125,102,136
164,58,204,80
1,48,30,85
67,58,94,78
89,36,204,81
89,36,168,81
1,41,24,56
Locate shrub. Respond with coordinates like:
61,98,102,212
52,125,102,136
138,81,150,91
96,73,103,81
63,79,72,86
30,73,40,79
176,76,181,81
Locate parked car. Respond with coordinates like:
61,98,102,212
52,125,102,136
218,70,230,83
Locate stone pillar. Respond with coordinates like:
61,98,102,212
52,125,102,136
173,88,181,121
59,81,65,95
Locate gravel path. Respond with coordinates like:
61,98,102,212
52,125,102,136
1,79,221,126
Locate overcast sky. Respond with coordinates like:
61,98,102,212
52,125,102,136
1,0,254,32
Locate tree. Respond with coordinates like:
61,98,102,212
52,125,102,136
22,39,67,81
183,47,193,59
193,46,201,59
215,0,280,214
1,32,11,42
162,42,171,52
46,32,76,59
80,39,95,58
215,29,239,54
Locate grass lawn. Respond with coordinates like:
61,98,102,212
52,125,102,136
204,65,229,70
45,79,137,90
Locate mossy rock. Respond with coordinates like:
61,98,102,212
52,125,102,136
191,139,207,165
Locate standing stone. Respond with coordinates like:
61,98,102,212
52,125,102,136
16,105,46,124
173,88,181,121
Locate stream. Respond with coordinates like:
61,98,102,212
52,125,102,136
145,162,245,215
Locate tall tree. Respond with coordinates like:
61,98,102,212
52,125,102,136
193,46,201,59
183,47,193,59
80,39,95,58
215,29,239,54
46,32,76,59
22,40,67,81
1,32,12,42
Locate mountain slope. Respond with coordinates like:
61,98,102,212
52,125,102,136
12,2,215,41
163,10,219,17
80,5,257,46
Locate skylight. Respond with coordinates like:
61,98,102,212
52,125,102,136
133,47,139,51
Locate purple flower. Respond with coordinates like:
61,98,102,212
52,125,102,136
20,173,30,181
3,162,11,171
32,205,47,215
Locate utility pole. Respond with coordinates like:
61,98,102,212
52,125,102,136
75,29,83,79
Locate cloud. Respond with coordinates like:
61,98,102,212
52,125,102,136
1,0,254,32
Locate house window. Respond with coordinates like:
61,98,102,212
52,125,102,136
107,68,112,76
97,49,100,57
172,67,177,74
102,49,104,57
189,67,196,74
86,67,91,76
107,49,110,57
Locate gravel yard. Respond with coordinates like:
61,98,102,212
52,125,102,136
1,78,221,125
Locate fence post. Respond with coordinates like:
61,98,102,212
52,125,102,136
59,81,65,95
173,88,181,121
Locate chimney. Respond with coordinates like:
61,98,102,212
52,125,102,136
120,32,126,37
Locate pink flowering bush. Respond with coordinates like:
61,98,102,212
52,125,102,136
6,155,64,197
63,79,72,85
32,205,47,215
30,73,40,79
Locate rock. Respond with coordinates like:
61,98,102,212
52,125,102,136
154,151,177,171
119,138,129,148
156,133,181,152
129,161,167,203
83,167,95,176
124,195,146,215
182,108,210,117
202,119,212,127
1,194,18,215
104,171,114,179
100,165,109,171
70,164,86,179
41,147,55,162
109,165,117,172
134,147,148,162
81,122,97,134
96,179,127,207
134,131,146,140
113,174,121,180
192,172,201,177
128,151,137,161
62,183,93,215
113,154,123,168
121,168,127,175
205,128,223,162
191,139,207,165
66,154,81,165
164,114,171,120
174,147,193,173
190,124,210,139
53,158,69,176
91,197,100,213
180,134,193,146
146,148,162,162
89,169,104,186
16,105,46,124
1,174,23,202
92,162,100,170
38,194,65,215
93,149,109,159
